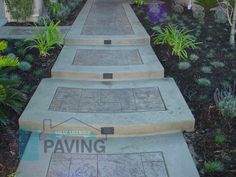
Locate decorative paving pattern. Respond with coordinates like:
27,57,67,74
81,0,134,35
48,87,166,113
73,49,143,66
47,152,169,177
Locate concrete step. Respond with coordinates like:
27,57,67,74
65,0,150,45
16,133,199,177
19,78,195,137
51,45,164,81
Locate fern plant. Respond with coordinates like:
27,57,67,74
153,26,199,60
29,20,63,56
0,41,26,125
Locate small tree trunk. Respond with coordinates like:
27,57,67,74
230,0,236,47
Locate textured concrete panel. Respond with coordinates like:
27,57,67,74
47,152,168,177
73,49,142,66
81,0,134,35
48,87,166,113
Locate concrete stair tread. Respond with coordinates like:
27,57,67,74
19,78,194,136
16,133,199,177
65,0,150,45
52,45,164,80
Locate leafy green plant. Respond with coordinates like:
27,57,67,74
18,61,31,71
204,161,224,172
48,2,63,18
5,0,33,21
195,0,218,11
0,41,8,52
214,134,226,144
178,62,191,70
132,0,147,6
24,54,34,63
153,26,199,60
173,4,184,14
196,78,211,87
29,20,63,56
0,58,26,125
17,48,25,56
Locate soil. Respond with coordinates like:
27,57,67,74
5,0,86,26
132,3,236,177
0,39,62,176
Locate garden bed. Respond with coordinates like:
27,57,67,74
0,39,62,176
132,3,236,177
5,0,86,26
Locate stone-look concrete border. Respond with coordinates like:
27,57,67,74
51,45,164,80
0,26,71,39
65,0,150,45
16,133,200,177
19,78,194,137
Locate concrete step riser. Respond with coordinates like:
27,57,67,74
64,38,150,46
52,70,164,81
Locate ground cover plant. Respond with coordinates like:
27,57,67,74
0,23,62,175
132,1,236,177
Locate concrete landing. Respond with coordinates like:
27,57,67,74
65,0,150,45
19,78,194,136
51,45,164,80
16,133,199,177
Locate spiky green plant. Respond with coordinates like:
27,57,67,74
204,161,224,172
214,134,226,144
153,26,199,60
29,20,63,57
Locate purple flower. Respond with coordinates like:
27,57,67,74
146,3,168,24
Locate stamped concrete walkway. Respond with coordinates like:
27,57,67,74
16,0,200,176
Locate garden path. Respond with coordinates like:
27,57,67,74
16,0,200,176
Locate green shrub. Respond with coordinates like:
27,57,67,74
178,62,191,70
17,48,25,56
29,20,63,56
132,0,147,6
196,78,211,86
5,0,33,21
0,41,8,52
214,134,226,144
214,82,236,118
218,97,236,118
192,9,205,22
0,56,26,125
204,161,224,172
153,26,199,60
48,2,63,18
195,0,218,11
214,8,227,24
173,4,184,14
24,54,34,63
189,54,199,61
14,41,23,48
18,61,31,71
201,66,212,73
